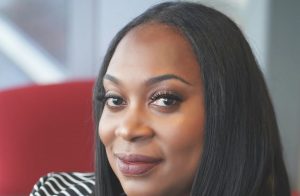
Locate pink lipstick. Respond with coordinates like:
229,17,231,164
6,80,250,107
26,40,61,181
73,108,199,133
115,153,162,176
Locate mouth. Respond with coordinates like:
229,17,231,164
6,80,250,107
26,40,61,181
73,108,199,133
115,153,162,176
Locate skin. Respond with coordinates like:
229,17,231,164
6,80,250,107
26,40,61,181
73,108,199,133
99,23,205,196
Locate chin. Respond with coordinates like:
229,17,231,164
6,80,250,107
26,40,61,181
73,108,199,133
125,190,158,196
123,186,162,196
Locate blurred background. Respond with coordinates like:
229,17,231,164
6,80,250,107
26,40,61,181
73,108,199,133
0,0,299,191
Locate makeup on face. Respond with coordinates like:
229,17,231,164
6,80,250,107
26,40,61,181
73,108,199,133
115,153,163,176
99,23,205,196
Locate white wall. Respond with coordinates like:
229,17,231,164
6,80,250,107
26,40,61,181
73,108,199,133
94,0,168,73
267,0,300,190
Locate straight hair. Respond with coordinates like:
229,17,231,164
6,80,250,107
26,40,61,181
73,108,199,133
93,2,290,195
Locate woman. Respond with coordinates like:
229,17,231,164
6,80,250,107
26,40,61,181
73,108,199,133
32,1,290,196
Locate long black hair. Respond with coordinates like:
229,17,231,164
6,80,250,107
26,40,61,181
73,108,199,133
93,2,290,195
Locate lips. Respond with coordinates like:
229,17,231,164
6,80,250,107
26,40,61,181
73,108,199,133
115,153,162,176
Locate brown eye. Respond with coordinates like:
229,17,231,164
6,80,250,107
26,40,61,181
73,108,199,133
151,97,178,107
150,91,183,108
105,95,126,109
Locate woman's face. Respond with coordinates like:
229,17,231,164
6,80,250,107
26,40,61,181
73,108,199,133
99,23,205,196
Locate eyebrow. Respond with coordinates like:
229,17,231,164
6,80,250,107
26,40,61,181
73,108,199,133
103,74,120,85
103,74,192,86
146,74,192,86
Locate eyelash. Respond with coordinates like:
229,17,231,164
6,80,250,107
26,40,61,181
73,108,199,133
150,91,182,104
103,93,126,107
102,90,183,111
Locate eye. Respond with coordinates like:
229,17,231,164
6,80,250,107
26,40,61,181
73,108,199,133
104,94,126,109
150,91,182,108
151,97,177,107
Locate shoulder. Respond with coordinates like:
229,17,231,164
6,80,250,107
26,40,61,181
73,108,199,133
30,172,95,196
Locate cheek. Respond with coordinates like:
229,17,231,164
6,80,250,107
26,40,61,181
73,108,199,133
156,100,205,162
98,111,115,147
98,112,119,177
151,109,204,192
163,117,204,155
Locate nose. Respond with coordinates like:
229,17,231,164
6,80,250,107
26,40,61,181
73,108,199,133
115,107,154,142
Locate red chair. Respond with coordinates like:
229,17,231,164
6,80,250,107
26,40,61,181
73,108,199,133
0,80,95,196
293,191,300,196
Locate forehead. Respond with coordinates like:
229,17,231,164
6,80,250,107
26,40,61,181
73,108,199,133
106,23,201,83
122,22,185,48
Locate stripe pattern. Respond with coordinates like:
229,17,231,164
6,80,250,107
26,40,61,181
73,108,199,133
30,172,95,196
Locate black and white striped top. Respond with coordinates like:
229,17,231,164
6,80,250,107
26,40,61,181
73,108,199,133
30,172,95,196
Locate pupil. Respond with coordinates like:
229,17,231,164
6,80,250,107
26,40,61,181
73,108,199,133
163,98,174,105
113,98,122,105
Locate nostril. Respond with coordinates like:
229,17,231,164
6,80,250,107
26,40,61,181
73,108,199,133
115,108,154,141
115,124,154,142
